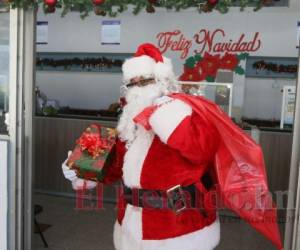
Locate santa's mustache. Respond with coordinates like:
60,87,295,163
117,83,166,145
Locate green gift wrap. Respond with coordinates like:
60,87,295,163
66,124,117,182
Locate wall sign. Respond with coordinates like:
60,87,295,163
297,21,300,46
36,21,48,45
280,86,296,129
101,20,121,45
156,29,261,59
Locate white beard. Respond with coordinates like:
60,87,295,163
117,82,168,146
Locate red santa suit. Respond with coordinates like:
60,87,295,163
63,43,282,250
104,96,221,250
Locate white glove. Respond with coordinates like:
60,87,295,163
71,178,98,191
62,151,97,190
62,151,78,182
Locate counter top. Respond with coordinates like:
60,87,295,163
36,114,118,122
0,134,9,140
241,118,293,133
242,126,292,133
257,126,292,133
36,114,293,133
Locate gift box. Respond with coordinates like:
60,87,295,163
66,124,117,182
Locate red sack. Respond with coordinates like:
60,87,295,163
134,93,283,250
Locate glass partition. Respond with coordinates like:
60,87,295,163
0,11,9,135
178,81,233,116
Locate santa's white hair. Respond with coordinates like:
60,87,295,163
118,53,179,146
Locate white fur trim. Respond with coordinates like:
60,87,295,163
113,207,220,250
113,222,122,250
122,55,156,82
153,95,173,106
123,126,155,188
113,204,143,250
154,57,175,81
141,218,220,250
149,99,192,143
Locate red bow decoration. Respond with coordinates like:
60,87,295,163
77,130,110,158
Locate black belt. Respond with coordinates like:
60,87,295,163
123,172,213,215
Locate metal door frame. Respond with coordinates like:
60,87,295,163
284,45,300,250
5,6,300,250
8,7,35,250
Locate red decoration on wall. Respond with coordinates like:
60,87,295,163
208,0,218,4
219,52,239,70
180,66,206,81
197,52,220,77
194,29,261,55
179,52,248,82
156,29,261,59
93,0,105,5
44,0,57,7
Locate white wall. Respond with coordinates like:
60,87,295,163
36,6,300,112
37,72,122,109
243,78,296,120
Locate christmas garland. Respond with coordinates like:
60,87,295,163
253,60,298,74
179,52,248,82
3,0,273,18
36,56,124,70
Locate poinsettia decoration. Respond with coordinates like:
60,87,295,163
179,52,248,82
219,53,239,70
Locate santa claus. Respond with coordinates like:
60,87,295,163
62,43,282,250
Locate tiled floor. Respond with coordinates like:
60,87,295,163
33,194,283,250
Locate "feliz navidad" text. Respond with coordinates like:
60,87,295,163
156,29,261,59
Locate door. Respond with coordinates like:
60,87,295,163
0,6,35,250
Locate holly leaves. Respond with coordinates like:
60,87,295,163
184,54,202,68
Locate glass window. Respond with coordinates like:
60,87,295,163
0,11,9,135
178,81,233,116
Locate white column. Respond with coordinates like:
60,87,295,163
0,140,8,250
8,7,36,250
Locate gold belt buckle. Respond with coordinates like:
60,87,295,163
166,185,187,214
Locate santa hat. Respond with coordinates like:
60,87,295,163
122,43,175,83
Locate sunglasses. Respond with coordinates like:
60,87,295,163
126,78,156,88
